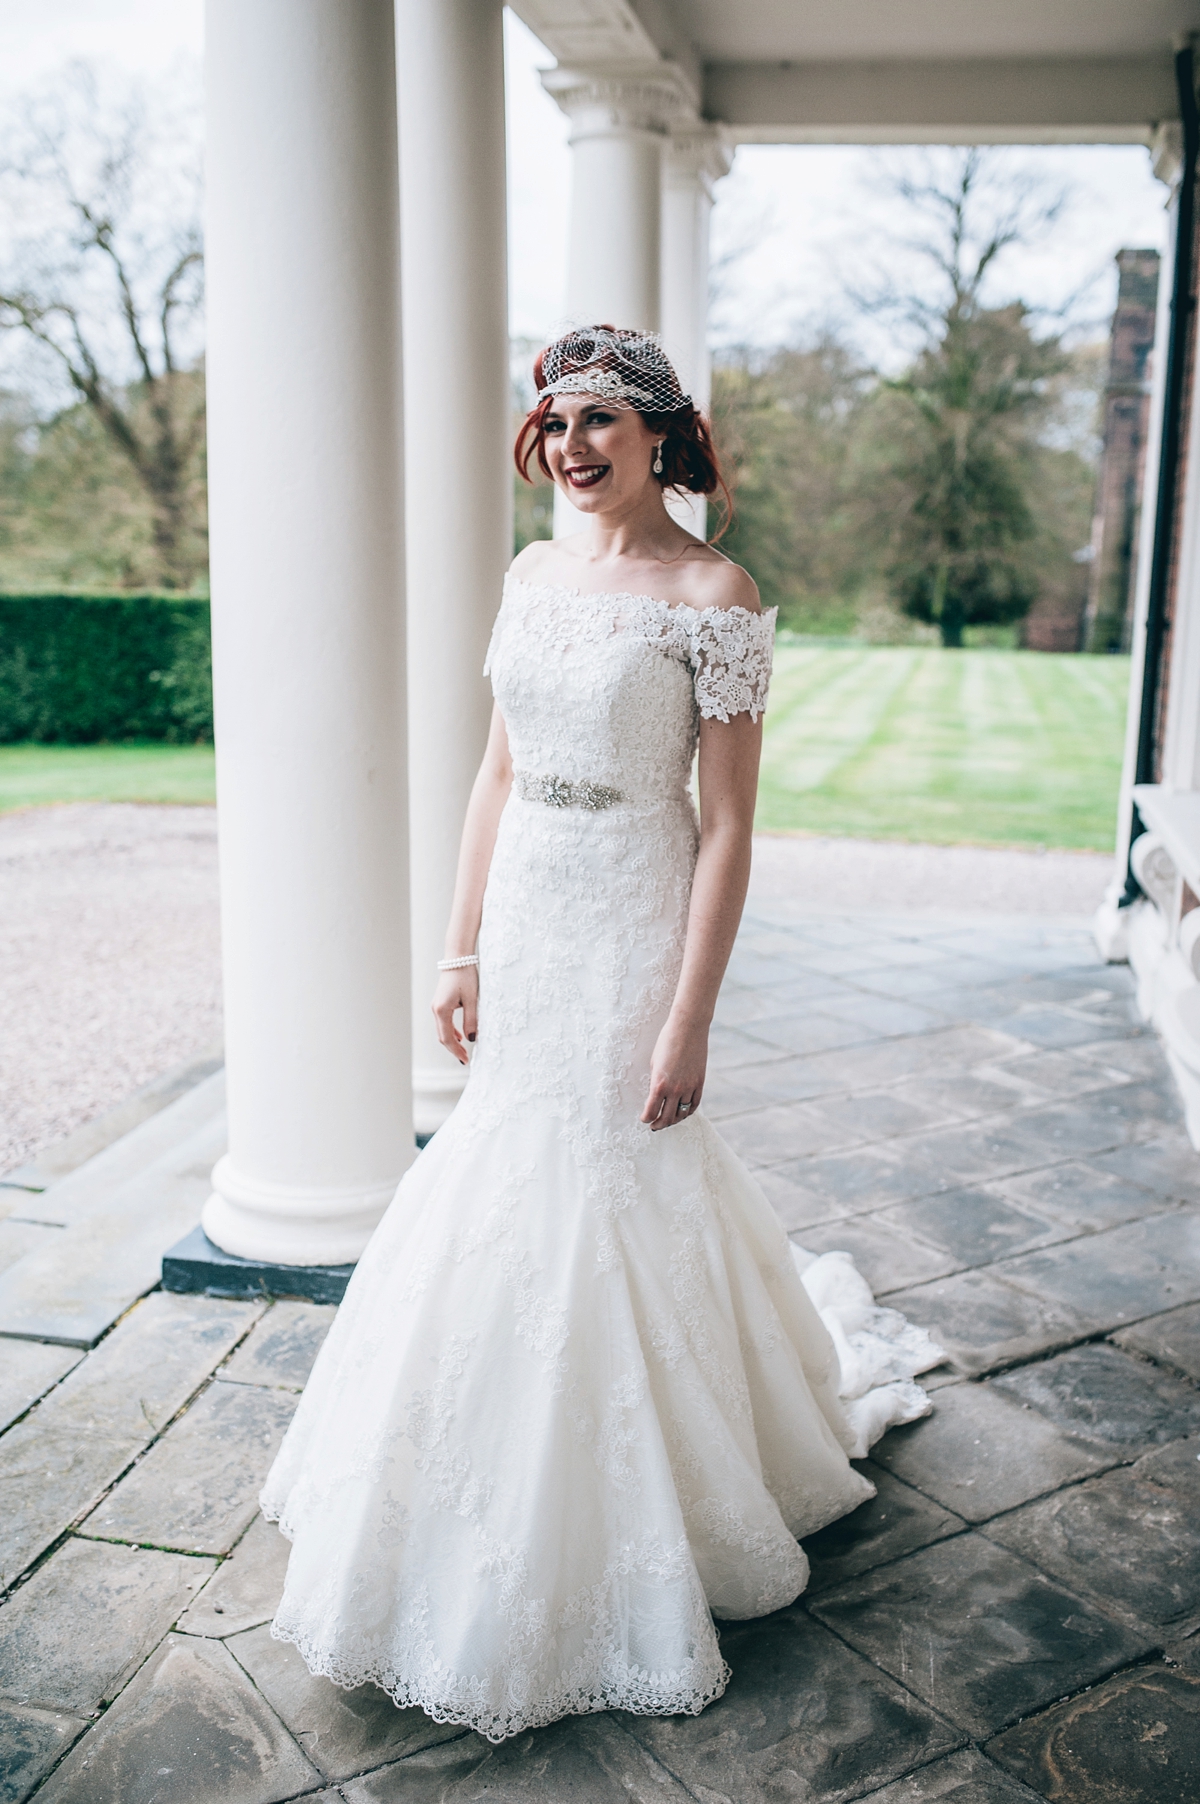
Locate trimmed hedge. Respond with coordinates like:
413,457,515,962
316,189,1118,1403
0,594,213,743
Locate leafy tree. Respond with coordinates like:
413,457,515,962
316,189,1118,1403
867,152,1070,646
0,64,206,590
710,339,876,632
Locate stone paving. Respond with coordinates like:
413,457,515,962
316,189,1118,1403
2,899,1200,1802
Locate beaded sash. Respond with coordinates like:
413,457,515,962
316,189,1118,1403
514,770,623,811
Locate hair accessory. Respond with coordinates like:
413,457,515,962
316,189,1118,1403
438,954,479,970
537,326,692,414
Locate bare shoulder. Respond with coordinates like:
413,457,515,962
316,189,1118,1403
508,539,555,581
678,553,762,616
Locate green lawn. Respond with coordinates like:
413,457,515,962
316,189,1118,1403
0,647,1130,848
0,742,216,813
756,646,1130,850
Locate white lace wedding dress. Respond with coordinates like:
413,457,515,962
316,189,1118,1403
260,574,943,1741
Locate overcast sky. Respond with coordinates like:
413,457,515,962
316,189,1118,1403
0,2,1170,370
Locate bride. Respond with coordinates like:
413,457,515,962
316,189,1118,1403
261,326,941,1742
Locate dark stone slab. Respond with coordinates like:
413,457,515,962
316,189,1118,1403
162,1224,354,1305
0,1536,215,1715
718,1101,856,1169
794,1215,954,1294
990,1343,1200,1451
771,1143,948,1219
883,1268,1090,1376
343,1716,694,1803
81,1380,296,1555
618,1606,962,1804
0,1341,81,1435
802,1461,965,1594
998,1210,1200,1333
806,1087,958,1147
809,1533,1154,1740
227,1623,463,1780
219,1301,336,1391
0,1421,138,1592
35,1291,264,1444
0,1700,86,1804
984,1439,1200,1632
1001,1159,1173,1231
177,1514,291,1637
879,1187,1067,1269
856,1746,1046,1801
868,1379,1111,1522
907,1120,1062,1187
1087,1134,1200,1205
33,1633,320,1804
1002,1094,1151,1163
1114,1301,1200,1381
986,1661,1200,1802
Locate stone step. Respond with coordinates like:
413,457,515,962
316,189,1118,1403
0,1110,228,1348
12,1071,227,1229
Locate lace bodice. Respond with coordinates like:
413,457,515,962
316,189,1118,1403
485,577,776,805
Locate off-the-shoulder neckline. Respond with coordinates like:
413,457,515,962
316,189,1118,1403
504,572,774,623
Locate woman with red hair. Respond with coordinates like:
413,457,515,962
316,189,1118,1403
262,326,941,1741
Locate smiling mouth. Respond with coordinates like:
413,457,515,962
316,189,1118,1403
564,463,609,489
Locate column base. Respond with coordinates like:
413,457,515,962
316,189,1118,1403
201,1154,402,1267
163,1224,354,1304
413,1063,467,1139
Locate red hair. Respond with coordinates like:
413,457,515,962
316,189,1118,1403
514,330,733,543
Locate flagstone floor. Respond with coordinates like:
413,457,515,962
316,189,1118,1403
2,899,1200,1803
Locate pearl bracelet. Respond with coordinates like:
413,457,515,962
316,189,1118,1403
437,954,479,970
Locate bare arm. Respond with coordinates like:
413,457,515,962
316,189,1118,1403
641,708,762,1129
432,702,513,1066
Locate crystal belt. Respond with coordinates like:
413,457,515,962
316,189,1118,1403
514,771,623,811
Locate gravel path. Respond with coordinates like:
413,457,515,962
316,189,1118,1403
0,805,222,1176
0,804,1117,1177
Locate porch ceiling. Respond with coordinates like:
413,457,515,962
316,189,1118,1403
514,0,1200,142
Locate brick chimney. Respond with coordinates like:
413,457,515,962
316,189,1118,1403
1082,248,1161,653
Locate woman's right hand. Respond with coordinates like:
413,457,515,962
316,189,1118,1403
432,965,479,1067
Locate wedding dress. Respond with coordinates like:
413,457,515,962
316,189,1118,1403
260,574,942,1741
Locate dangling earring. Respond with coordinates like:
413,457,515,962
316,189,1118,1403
653,443,664,475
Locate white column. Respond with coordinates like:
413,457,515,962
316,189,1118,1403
202,0,413,1266
661,128,731,537
542,63,695,537
397,0,510,1137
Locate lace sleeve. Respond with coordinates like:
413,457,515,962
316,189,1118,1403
685,606,777,723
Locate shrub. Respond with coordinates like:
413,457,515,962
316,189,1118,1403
0,593,212,743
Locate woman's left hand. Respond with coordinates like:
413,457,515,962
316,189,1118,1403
641,1015,708,1131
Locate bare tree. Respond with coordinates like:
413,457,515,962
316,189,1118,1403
0,62,205,589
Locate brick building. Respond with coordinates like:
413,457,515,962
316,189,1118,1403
1083,247,1162,652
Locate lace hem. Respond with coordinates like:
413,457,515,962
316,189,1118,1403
261,1502,731,1744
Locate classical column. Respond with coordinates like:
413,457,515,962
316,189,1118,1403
542,62,695,537
662,127,731,537
202,0,413,1266
397,0,510,1137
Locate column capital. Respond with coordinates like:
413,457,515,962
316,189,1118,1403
541,60,698,142
665,125,733,197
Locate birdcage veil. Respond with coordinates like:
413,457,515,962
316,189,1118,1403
536,326,692,413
